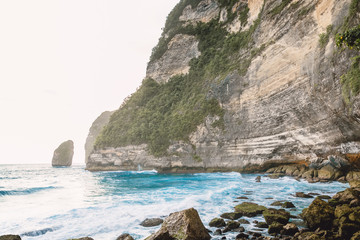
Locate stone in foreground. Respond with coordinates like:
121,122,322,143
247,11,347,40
145,208,210,240
52,140,74,166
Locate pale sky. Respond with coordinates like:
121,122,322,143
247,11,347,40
0,0,179,165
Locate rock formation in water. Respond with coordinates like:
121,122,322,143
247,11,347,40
84,111,113,163
86,0,360,172
52,140,74,167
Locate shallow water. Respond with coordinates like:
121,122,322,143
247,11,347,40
0,165,348,240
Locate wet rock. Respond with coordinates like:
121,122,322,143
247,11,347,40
281,223,299,236
317,195,331,200
209,218,226,227
263,208,290,225
235,233,249,239
301,198,334,230
270,201,284,206
268,173,285,179
146,208,210,240
220,212,242,220
116,233,134,240
268,222,284,234
238,219,250,224
237,196,249,200
255,222,268,228
234,202,267,217
213,229,222,235
234,226,245,232
140,218,163,227
255,176,261,182
0,236,21,240
295,192,313,198
226,220,240,230
282,202,295,208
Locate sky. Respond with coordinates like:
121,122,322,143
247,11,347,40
0,0,179,165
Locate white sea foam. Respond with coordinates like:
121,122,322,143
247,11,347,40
0,165,349,240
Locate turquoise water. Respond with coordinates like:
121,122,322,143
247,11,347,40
0,165,348,240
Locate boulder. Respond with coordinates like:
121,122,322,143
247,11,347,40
301,198,334,230
234,202,267,217
281,223,299,236
263,208,290,225
238,219,250,224
52,140,74,166
140,218,163,227
255,176,261,182
268,222,284,234
282,201,295,208
220,212,242,220
295,192,313,198
270,201,284,206
255,222,268,228
116,234,134,240
317,165,339,180
225,220,240,230
0,236,21,240
209,218,226,227
333,188,360,204
145,208,210,240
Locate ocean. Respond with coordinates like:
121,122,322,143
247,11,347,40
0,165,348,240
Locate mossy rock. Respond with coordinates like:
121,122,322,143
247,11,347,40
268,222,284,234
335,204,353,219
209,218,226,227
234,202,267,217
351,231,360,240
238,219,250,224
220,212,242,220
263,208,290,225
282,201,295,208
270,200,283,206
302,198,334,230
226,220,240,230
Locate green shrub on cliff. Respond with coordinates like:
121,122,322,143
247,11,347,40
96,0,262,156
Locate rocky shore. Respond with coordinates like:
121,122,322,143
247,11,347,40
3,155,360,240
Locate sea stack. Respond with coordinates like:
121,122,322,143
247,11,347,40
52,140,74,167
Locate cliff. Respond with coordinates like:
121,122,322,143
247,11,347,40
86,0,360,172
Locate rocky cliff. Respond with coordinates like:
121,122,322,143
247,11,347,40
52,140,74,167
84,111,113,164
86,0,360,172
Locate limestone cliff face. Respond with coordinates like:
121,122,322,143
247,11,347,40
86,0,360,172
84,111,113,163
